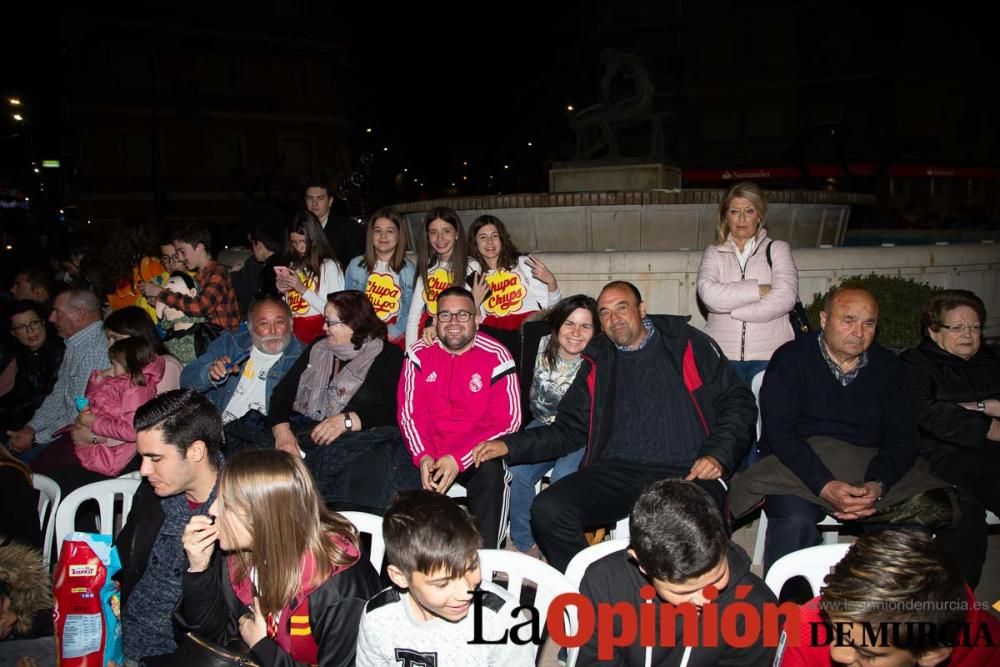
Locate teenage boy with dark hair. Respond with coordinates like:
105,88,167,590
115,389,223,666
777,528,1000,667
356,490,535,666
141,224,240,331
303,176,364,264
578,479,776,666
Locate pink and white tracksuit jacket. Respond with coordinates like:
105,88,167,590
398,332,522,471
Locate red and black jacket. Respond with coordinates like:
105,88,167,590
505,314,757,477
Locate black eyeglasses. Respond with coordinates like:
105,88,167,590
940,323,982,335
11,319,44,334
324,318,344,328
437,311,473,323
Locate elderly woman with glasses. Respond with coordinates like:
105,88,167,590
901,289,999,587
0,300,65,433
265,290,419,511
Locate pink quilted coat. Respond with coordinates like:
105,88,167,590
696,230,799,362
74,355,165,475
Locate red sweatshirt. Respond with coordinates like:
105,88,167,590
398,332,521,471
777,594,1000,667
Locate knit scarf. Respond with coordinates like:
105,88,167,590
229,535,360,659
292,337,383,420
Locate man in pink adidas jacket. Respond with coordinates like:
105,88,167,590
398,286,521,547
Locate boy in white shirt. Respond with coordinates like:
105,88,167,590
356,490,536,666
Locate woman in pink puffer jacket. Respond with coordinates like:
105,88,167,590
697,181,799,388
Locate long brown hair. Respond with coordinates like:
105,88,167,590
108,336,156,386
468,214,521,272
361,207,408,274
288,211,340,278
414,206,467,291
215,450,359,616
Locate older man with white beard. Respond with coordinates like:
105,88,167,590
180,297,305,454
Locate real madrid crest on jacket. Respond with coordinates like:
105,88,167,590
399,331,521,472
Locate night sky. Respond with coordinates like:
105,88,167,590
2,1,997,201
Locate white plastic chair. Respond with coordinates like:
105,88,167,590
750,370,765,441
477,549,578,632
752,509,842,567
563,539,630,667
609,516,630,540
564,539,629,589
32,474,61,568
55,478,141,556
763,542,851,598
339,510,385,572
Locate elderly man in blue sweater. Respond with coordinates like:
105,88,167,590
756,286,920,572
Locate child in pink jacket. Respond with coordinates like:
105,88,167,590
74,337,164,476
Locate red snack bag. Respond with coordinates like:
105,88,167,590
53,532,123,666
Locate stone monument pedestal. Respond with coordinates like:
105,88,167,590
549,159,681,192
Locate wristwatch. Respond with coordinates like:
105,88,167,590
343,413,354,431
977,401,986,412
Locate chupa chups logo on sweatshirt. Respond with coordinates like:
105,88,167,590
466,588,997,659
366,272,402,321
483,271,527,316
424,268,453,315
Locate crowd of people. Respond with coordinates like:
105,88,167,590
0,179,997,666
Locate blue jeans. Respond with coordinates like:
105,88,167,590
730,359,769,387
731,359,769,470
508,419,586,551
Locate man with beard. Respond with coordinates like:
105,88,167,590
473,280,755,570
398,286,521,548
180,297,304,454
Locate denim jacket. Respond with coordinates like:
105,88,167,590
344,256,416,343
179,326,305,415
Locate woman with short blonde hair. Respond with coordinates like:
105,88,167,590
698,182,798,381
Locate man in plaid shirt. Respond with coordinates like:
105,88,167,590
143,225,241,331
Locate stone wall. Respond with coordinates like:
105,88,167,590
526,242,1000,337
397,189,873,251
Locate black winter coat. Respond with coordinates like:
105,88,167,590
505,315,757,476
900,339,1000,465
578,544,777,666
175,546,380,667
0,331,64,431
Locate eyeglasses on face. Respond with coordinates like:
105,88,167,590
11,319,44,334
940,323,982,335
437,310,473,323
324,319,344,328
